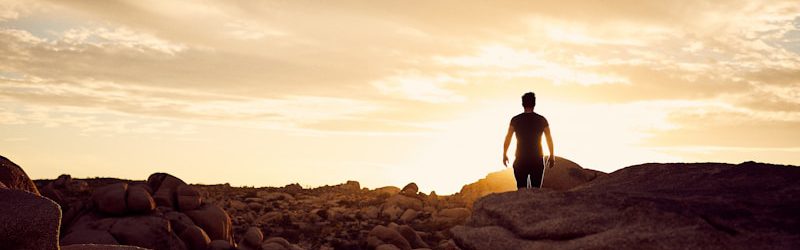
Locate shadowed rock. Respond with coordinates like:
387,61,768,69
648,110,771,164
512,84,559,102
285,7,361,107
451,162,800,250
0,188,61,250
0,155,40,195
108,216,186,250
148,173,187,208
61,244,151,250
92,183,129,215
184,203,233,245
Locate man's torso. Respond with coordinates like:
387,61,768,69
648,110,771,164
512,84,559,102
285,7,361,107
510,112,549,159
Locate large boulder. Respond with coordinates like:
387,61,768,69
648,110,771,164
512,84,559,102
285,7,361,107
367,225,411,250
455,157,604,206
126,184,156,214
0,155,40,194
178,225,211,250
239,227,263,250
0,189,61,250
451,162,800,249
400,183,418,196
60,229,119,246
91,183,129,215
176,184,202,211
108,216,186,250
384,194,423,211
148,173,187,208
432,208,470,229
372,186,401,196
184,204,233,245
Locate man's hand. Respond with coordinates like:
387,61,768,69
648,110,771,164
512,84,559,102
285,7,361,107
503,155,509,167
547,155,556,169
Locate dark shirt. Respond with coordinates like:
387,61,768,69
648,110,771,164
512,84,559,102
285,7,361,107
510,112,549,159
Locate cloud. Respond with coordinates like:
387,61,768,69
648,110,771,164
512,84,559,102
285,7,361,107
2,0,799,144
60,27,187,54
372,72,466,103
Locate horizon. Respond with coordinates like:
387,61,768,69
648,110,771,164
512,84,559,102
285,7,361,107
2,0,799,195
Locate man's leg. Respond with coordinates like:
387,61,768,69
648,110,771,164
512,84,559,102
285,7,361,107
530,157,546,188
512,160,528,190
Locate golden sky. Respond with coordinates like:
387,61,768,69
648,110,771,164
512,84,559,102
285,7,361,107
1,0,799,194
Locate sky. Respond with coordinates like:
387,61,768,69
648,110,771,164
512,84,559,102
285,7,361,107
1,0,799,194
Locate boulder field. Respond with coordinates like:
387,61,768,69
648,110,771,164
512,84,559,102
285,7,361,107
3,153,797,250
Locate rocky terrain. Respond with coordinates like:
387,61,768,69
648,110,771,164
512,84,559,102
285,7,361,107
451,162,800,249
3,154,799,250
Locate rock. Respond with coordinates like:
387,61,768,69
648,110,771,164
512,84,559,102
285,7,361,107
126,184,156,214
0,155,40,194
437,240,461,250
108,216,186,250
257,191,293,202
283,183,303,194
395,225,429,249
367,225,411,250
61,245,151,250
229,200,247,210
455,157,604,206
0,189,61,250
400,183,418,196
361,205,379,219
66,213,119,234
256,211,283,225
164,211,195,235
240,227,263,249
398,209,418,223
178,225,210,250
451,162,800,249
60,229,119,246
375,244,401,250
207,239,234,250
40,184,65,204
433,208,470,228
92,183,128,215
53,174,72,186
340,180,361,191
66,179,90,194
372,186,400,196
148,173,187,208
385,194,423,211
381,205,403,221
247,202,263,210
426,191,439,207
261,237,292,250
176,184,202,211
184,204,233,244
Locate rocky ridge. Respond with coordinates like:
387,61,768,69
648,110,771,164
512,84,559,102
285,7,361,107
451,162,800,250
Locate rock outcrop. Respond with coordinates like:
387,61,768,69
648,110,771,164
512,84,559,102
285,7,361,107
0,188,62,250
59,173,235,250
0,155,40,195
455,157,604,206
451,162,800,249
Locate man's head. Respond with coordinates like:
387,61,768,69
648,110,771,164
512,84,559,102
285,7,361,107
522,92,536,108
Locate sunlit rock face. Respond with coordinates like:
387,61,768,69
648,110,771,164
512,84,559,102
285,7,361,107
451,162,800,250
455,157,605,206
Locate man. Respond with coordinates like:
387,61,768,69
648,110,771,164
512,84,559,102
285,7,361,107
503,92,555,190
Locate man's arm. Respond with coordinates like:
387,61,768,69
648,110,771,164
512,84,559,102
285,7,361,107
503,125,514,167
544,126,555,168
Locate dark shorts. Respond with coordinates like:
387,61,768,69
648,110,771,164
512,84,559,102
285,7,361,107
513,157,545,189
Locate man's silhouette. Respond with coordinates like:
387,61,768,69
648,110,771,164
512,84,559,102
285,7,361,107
503,92,554,190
